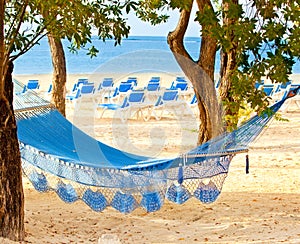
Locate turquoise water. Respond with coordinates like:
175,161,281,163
13,35,300,75
13,36,202,75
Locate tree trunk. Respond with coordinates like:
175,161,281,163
0,61,25,241
48,34,67,116
196,0,218,82
168,0,223,145
218,0,239,129
196,0,223,142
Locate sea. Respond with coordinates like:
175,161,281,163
13,35,300,75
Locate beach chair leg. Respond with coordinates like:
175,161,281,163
127,109,137,120
135,110,140,120
180,103,190,116
141,106,152,122
114,110,122,122
120,108,130,123
96,107,108,119
73,99,80,111
152,108,163,121
138,110,143,120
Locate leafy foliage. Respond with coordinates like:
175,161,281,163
219,1,300,127
169,0,193,10
5,0,131,61
126,0,170,25
134,0,300,132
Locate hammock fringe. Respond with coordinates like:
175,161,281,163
13,79,291,213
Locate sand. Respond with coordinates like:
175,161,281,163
4,73,300,243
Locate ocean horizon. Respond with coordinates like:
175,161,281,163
13,35,300,76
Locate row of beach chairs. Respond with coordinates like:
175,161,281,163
19,76,300,122
19,77,300,102
97,88,197,122
65,76,197,121
16,79,52,98
65,76,193,102
255,80,300,104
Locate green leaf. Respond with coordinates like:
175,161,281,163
87,46,99,58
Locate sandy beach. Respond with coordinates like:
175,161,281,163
5,73,300,243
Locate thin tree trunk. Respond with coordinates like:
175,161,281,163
0,0,6,96
48,34,67,116
0,61,25,241
218,0,239,128
168,0,223,145
196,0,218,82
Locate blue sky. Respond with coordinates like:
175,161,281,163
126,8,200,37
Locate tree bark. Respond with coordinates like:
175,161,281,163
48,34,67,116
196,0,218,82
0,61,25,241
218,0,239,128
168,0,223,145
219,0,238,99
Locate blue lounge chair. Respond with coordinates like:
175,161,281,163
124,90,154,121
101,78,114,88
66,83,95,103
152,89,187,120
262,84,275,96
66,88,81,102
170,79,188,91
97,97,129,119
119,82,133,94
148,77,160,83
107,82,134,103
27,80,40,90
176,82,188,91
97,78,115,103
126,77,138,86
77,78,89,87
170,77,194,99
73,83,97,110
176,76,185,82
144,83,162,104
80,83,95,96
146,82,160,92
172,77,195,101
68,78,89,97
280,80,292,90
271,82,291,101
97,90,152,122
114,82,133,101
255,80,264,90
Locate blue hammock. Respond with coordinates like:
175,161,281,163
13,80,297,213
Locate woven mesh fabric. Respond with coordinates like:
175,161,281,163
12,79,285,212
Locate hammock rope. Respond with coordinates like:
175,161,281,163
12,79,295,213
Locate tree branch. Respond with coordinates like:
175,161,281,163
195,0,218,79
10,30,48,62
6,0,28,47
167,0,194,61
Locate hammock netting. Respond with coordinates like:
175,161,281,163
13,80,285,213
